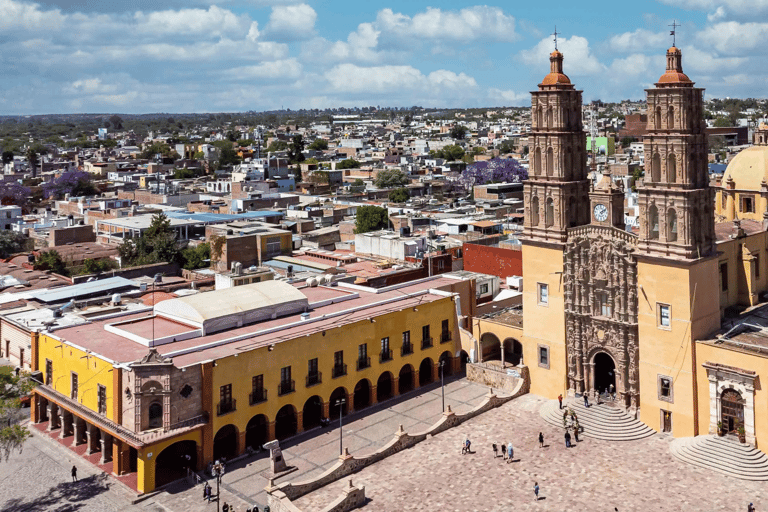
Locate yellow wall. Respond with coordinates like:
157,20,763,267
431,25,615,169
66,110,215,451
716,233,768,311
137,430,203,493
636,257,719,437
520,243,567,399
37,333,116,421
209,296,458,437
715,189,764,223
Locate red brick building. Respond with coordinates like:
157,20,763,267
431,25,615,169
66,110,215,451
462,243,522,279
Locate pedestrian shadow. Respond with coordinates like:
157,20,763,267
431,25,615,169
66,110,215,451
0,473,111,511
536,496,547,501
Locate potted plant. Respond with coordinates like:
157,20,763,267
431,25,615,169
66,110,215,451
737,423,746,443
717,421,725,436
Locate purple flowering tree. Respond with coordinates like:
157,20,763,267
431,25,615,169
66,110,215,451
0,181,30,207
459,158,528,191
42,171,97,199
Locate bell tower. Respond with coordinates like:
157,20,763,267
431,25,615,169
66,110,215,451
589,166,626,230
636,46,715,259
523,50,590,245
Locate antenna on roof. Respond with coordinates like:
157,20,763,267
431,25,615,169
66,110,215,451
552,26,560,51
669,20,680,47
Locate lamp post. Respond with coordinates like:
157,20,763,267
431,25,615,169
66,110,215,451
335,397,346,455
211,460,225,512
439,360,446,412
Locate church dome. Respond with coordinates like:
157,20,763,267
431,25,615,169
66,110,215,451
721,145,768,192
540,50,572,86
657,46,692,85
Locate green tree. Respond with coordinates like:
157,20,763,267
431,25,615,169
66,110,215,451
1,151,13,165
81,258,115,275
354,205,389,234
336,159,361,170
108,115,123,130
181,243,210,270
26,147,38,175
140,142,178,160
173,168,201,179
0,367,35,462
713,117,731,128
288,135,305,164
450,125,467,140
308,139,329,151
265,140,289,153
118,213,181,267
435,144,465,161
497,140,515,154
621,136,634,148
388,188,409,203
0,231,26,258
34,250,67,275
374,169,409,188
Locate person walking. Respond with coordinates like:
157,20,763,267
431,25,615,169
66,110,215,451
574,425,580,443
492,443,498,457
538,432,544,448
222,502,230,512
501,443,506,460
609,383,615,401
583,393,590,407
506,443,513,463
565,430,572,448
748,503,755,512
534,482,539,501
71,465,78,483
558,394,563,410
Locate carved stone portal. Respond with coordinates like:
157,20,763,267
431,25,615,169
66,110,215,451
564,225,640,412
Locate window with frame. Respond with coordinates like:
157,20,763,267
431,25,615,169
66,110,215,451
279,366,293,395
71,372,78,400
658,304,671,328
402,330,412,354
333,350,346,378
358,343,367,360
538,283,549,305
308,358,318,376
658,375,673,402
720,262,728,291
538,345,550,369
45,359,52,385
598,292,611,317
742,196,755,213
220,384,232,405
251,374,265,404
422,324,430,341
480,283,489,294
97,384,107,415
381,337,390,353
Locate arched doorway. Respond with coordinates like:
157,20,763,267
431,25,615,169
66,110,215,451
459,350,469,372
245,414,268,451
155,440,197,488
480,333,501,361
399,365,414,394
439,351,453,377
275,405,297,440
353,379,371,410
593,352,616,395
377,372,393,402
503,338,523,366
213,424,238,462
419,358,434,386
302,395,323,431
148,402,163,429
721,389,745,433
329,387,348,419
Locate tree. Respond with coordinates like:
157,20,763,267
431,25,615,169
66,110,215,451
25,147,38,176
0,231,26,258
288,135,305,164
81,258,115,275
42,171,97,199
140,142,176,160
181,243,210,270
0,367,35,462
308,138,329,151
460,158,528,189
265,140,289,153
336,159,361,170
497,140,516,154
354,205,389,234
1,151,13,165
0,181,30,207
374,169,409,188
714,117,731,128
173,168,201,179
434,144,465,161
34,250,67,275
388,188,410,203
450,125,468,140
118,213,181,267
108,115,123,130
621,136,634,148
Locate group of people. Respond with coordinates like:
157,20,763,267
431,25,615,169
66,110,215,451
491,441,515,462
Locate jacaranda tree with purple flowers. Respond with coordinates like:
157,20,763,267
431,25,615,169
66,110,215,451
42,171,97,199
459,158,528,192
0,181,30,208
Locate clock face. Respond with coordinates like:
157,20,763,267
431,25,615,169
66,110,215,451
593,204,608,222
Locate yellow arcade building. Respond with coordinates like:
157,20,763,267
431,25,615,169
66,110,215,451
30,277,470,493
474,45,768,449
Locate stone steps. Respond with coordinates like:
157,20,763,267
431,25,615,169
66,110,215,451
539,398,655,441
670,435,768,481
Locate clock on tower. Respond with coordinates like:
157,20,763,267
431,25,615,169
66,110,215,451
589,170,625,229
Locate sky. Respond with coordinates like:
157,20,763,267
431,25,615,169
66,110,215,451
0,0,765,115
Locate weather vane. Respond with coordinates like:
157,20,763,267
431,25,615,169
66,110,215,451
552,26,560,51
669,20,680,47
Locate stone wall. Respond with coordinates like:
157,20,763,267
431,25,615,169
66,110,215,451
268,480,365,512
466,363,530,394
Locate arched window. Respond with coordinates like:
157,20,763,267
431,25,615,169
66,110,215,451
667,208,678,242
530,196,540,226
545,197,554,227
564,147,572,177
667,154,677,183
649,205,659,240
537,108,543,128
546,147,554,176
655,107,662,130
533,148,542,175
547,108,554,128
651,154,661,182
667,106,675,129
148,402,163,429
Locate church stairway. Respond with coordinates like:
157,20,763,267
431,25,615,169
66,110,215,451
670,435,768,481
539,398,655,441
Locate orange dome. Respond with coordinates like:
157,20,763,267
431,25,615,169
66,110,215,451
657,70,692,84
541,72,572,86
540,50,572,86
657,46,692,85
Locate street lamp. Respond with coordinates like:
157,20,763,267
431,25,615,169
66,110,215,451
335,397,346,456
439,360,446,412
211,460,225,512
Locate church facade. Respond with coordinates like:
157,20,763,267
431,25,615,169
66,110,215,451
475,45,768,448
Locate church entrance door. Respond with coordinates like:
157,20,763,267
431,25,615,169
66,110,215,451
593,352,616,396
721,389,744,433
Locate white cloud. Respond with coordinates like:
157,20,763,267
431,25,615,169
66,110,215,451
608,54,656,78
375,6,518,42
133,6,250,37
708,6,727,21
681,45,748,72
487,88,528,106
265,3,317,40
657,0,768,15
697,22,768,54
519,35,605,76
223,59,302,81
607,29,666,53
323,64,476,94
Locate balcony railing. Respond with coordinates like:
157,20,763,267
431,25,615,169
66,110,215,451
421,337,433,350
379,349,393,363
332,364,347,378
278,379,296,396
440,332,452,344
306,372,322,387
249,388,267,405
217,399,236,416
356,356,371,371
401,343,414,356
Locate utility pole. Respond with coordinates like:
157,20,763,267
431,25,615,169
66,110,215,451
335,397,346,455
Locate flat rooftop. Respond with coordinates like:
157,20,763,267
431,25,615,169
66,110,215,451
700,302,768,355
51,276,457,367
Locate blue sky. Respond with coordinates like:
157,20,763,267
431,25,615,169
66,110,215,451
0,0,764,114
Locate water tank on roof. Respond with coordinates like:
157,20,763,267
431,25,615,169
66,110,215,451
227,229,234,235
111,293,121,305
140,282,147,292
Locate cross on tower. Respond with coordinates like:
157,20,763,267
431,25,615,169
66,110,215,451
552,26,560,51
669,20,680,47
